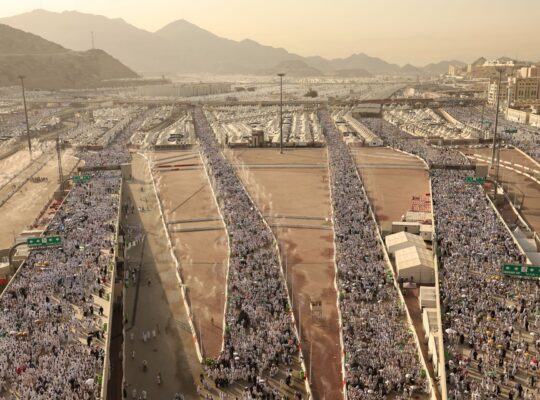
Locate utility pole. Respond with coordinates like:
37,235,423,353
18,75,32,157
56,134,64,192
309,339,313,383
298,300,302,340
277,73,285,154
480,100,486,136
491,68,504,197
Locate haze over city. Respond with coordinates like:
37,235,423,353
0,2,540,400
1,0,540,64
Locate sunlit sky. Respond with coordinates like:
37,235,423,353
2,0,540,65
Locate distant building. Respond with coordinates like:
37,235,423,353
511,77,540,103
483,59,516,67
487,80,510,105
488,77,540,105
518,65,539,78
506,108,529,124
530,112,540,128
448,64,466,76
466,57,487,74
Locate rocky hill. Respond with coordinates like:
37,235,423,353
1,9,469,77
0,23,138,89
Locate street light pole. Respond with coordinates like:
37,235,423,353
491,68,503,167
277,73,285,154
56,134,64,193
491,68,504,197
18,75,32,157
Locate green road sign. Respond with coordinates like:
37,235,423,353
504,128,517,134
46,236,62,245
72,175,92,184
464,176,486,184
502,264,540,278
26,236,62,247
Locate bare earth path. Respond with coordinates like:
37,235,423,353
152,150,228,359
226,148,343,400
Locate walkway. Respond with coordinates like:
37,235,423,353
122,153,201,399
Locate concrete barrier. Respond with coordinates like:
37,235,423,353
101,179,123,400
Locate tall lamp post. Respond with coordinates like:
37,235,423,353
490,67,504,197
277,73,285,154
56,134,64,193
18,75,32,157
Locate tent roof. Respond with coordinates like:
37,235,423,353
395,245,433,271
385,231,426,249
419,286,436,302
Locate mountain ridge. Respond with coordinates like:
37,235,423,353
0,9,465,76
0,23,138,89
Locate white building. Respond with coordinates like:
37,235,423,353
419,286,437,309
385,231,426,256
395,245,435,284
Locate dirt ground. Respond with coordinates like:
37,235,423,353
352,147,430,223
227,148,343,400
460,147,540,236
152,150,228,359
0,149,78,249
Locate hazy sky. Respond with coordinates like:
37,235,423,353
2,0,540,65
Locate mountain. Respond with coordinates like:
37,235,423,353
0,24,137,89
0,23,65,54
0,10,304,75
256,60,324,77
333,68,372,78
470,57,486,67
154,19,304,74
422,60,466,75
401,63,423,75
329,53,402,75
0,9,168,75
327,54,445,76
0,9,466,77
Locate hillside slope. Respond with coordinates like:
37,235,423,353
0,24,138,89
1,9,467,76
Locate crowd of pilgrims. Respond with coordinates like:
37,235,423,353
0,110,143,399
192,108,304,397
445,106,540,163
319,109,427,399
362,117,540,399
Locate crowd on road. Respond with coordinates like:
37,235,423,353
319,110,427,399
446,106,540,163
193,107,304,397
363,116,540,399
0,109,140,399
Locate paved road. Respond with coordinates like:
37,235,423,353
122,153,202,400
462,148,540,237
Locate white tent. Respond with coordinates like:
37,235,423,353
422,308,439,341
419,286,437,309
395,245,435,284
385,231,426,256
